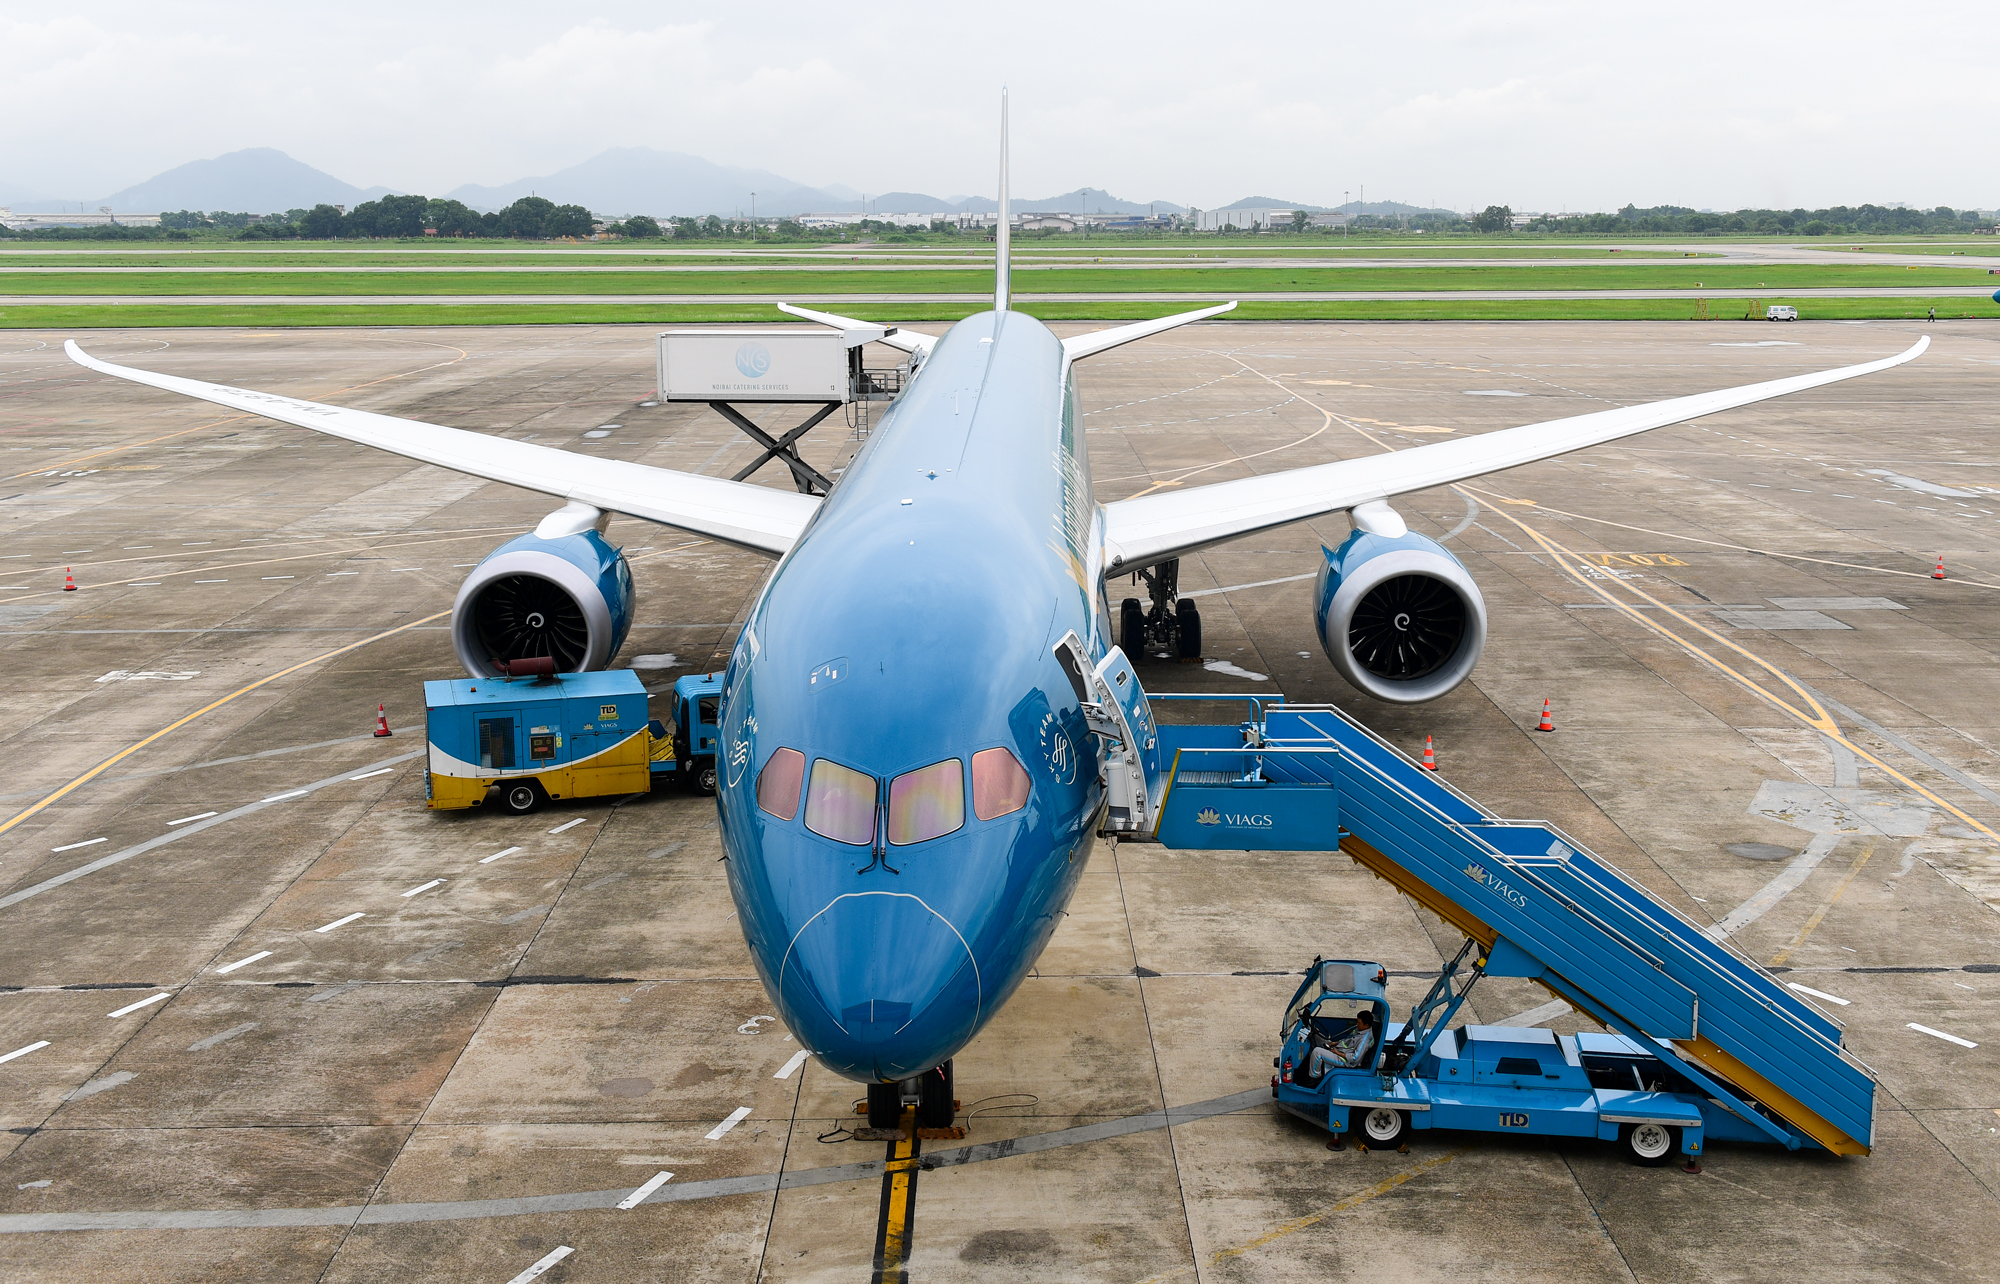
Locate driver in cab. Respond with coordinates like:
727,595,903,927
1307,1008,1377,1079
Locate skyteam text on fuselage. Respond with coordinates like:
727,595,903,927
66,92,1929,1105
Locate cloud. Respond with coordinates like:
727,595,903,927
4,1,1996,209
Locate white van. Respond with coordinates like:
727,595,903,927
1766,305,1799,321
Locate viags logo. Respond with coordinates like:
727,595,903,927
1196,809,1274,828
1462,860,1529,908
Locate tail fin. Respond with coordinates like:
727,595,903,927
995,86,1010,313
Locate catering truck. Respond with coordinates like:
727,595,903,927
424,667,722,813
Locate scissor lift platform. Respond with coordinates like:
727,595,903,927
1122,692,1876,1157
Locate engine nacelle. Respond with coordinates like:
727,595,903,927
1314,529,1487,704
451,530,634,678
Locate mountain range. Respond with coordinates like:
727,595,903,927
5,149,399,216
1,148,1253,219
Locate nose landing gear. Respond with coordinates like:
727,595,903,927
865,1060,959,1136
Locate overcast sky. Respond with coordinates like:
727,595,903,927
5,1,1992,210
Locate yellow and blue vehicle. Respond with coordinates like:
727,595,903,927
424,669,723,813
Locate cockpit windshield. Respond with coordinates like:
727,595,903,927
805,758,876,845
888,759,964,845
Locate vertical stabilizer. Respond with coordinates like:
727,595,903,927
995,87,1010,313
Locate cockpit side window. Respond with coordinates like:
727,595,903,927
887,759,964,846
755,747,805,821
971,747,1031,820
805,758,877,845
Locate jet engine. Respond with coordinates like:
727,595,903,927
1314,529,1486,704
450,530,634,678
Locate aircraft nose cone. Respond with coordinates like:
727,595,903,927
778,891,982,1082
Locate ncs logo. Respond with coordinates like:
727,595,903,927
735,343,772,378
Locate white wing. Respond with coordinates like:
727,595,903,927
1100,336,1929,572
776,302,938,356
65,341,818,557
1061,302,1237,362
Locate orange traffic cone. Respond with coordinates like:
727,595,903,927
1536,699,1555,732
373,704,392,737
62,567,76,592
1421,736,1437,770
1933,556,1946,580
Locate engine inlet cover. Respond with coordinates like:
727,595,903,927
1314,530,1486,704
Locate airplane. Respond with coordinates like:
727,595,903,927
65,92,1928,1128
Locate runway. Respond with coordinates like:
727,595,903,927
3,320,1999,1281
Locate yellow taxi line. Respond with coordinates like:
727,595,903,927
0,611,449,839
1473,490,2000,848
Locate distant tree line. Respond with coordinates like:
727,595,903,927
3,197,1989,242
4,195,598,241
1481,203,1992,237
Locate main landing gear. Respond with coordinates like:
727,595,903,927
866,1060,956,1132
1119,558,1202,662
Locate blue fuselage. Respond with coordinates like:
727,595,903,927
716,310,1111,1083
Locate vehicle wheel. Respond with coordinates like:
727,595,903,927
917,1059,954,1128
1353,1106,1409,1147
1175,599,1202,659
1121,598,1145,655
866,1082,902,1131
695,761,718,796
501,781,542,814
1621,1121,1679,1166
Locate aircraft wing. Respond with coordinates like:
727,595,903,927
63,341,819,557
1061,302,1237,362
1099,336,1929,572
776,302,937,356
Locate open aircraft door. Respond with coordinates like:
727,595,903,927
1052,632,1165,834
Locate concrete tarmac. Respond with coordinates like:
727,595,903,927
1,319,1998,1280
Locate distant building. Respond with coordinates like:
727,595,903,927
1017,215,1077,232
1195,207,1312,231
0,208,161,230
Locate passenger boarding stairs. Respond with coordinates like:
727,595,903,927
1105,686,1877,1156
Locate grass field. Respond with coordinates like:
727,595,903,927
0,248,1714,270
4,235,1994,325
0,264,1983,296
5,295,1989,330
1844,243,2000,257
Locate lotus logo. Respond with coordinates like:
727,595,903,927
1196,807,1222,826
1462,859,1528,908
735,342,772,378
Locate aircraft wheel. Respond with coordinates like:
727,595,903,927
866,1082,902,1131
1121,598,1144,655
1176,599,1202,659
1621,1122,1679,1166
1354,1106,1409,1147
917,1060,955,1129
501,781,543,814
